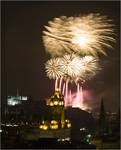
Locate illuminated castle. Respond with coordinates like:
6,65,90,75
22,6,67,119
39,89,71,131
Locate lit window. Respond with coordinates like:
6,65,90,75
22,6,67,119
42,120,45,124
21,96,28,100
87,134,91,138
61,123,65,128
50,101,54,106
59,101,63,106
50,124,58,129
65,119,70,123
65,137,71,141
43,125,48,130
80,128,86,131
67,123,71,128
39,125,43,129
54,101,58,105
51,120,58,124
39,124,48,130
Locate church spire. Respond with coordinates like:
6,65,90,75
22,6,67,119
17,88,19,96
99,98,107,135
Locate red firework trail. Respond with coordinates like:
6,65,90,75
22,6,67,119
62,83,65,95
55,78,59,90
59,77,63,92
69,90,72,105
65,79,69,107
80,86,83,106
54,78,85,109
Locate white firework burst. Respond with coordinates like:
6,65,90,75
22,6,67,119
45,58,64,79
45,54,101,83
43,13,115,56
61,54,82,79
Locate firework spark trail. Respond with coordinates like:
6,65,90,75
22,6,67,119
46,80,90,110
63,82,85,109
55,78,59,90
80,86,83,106
43,13,115,57
59,77,63,92
72,87,82,108
74,83,80,108
65,79,69,107
69,90,72,105
62,83,65,95
45,55,101,83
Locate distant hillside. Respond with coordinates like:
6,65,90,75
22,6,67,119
65,107,96,134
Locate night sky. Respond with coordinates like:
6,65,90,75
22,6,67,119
2,1,120,111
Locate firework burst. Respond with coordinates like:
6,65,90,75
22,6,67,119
45,57,64,79
61,54,83,79
43,13,115,56
45,54,101,83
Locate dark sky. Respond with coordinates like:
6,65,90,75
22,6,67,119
2,1,120,111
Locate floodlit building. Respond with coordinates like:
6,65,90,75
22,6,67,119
7,95,28,106
7,89,28,106
23,89,71,141
39,89,71,140
40,89,71,128
3,89,29,121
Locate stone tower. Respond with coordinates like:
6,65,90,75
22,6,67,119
49,89,65,128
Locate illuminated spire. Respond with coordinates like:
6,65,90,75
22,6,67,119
99,98,107,135
17,88,19,97
49,89,64,106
